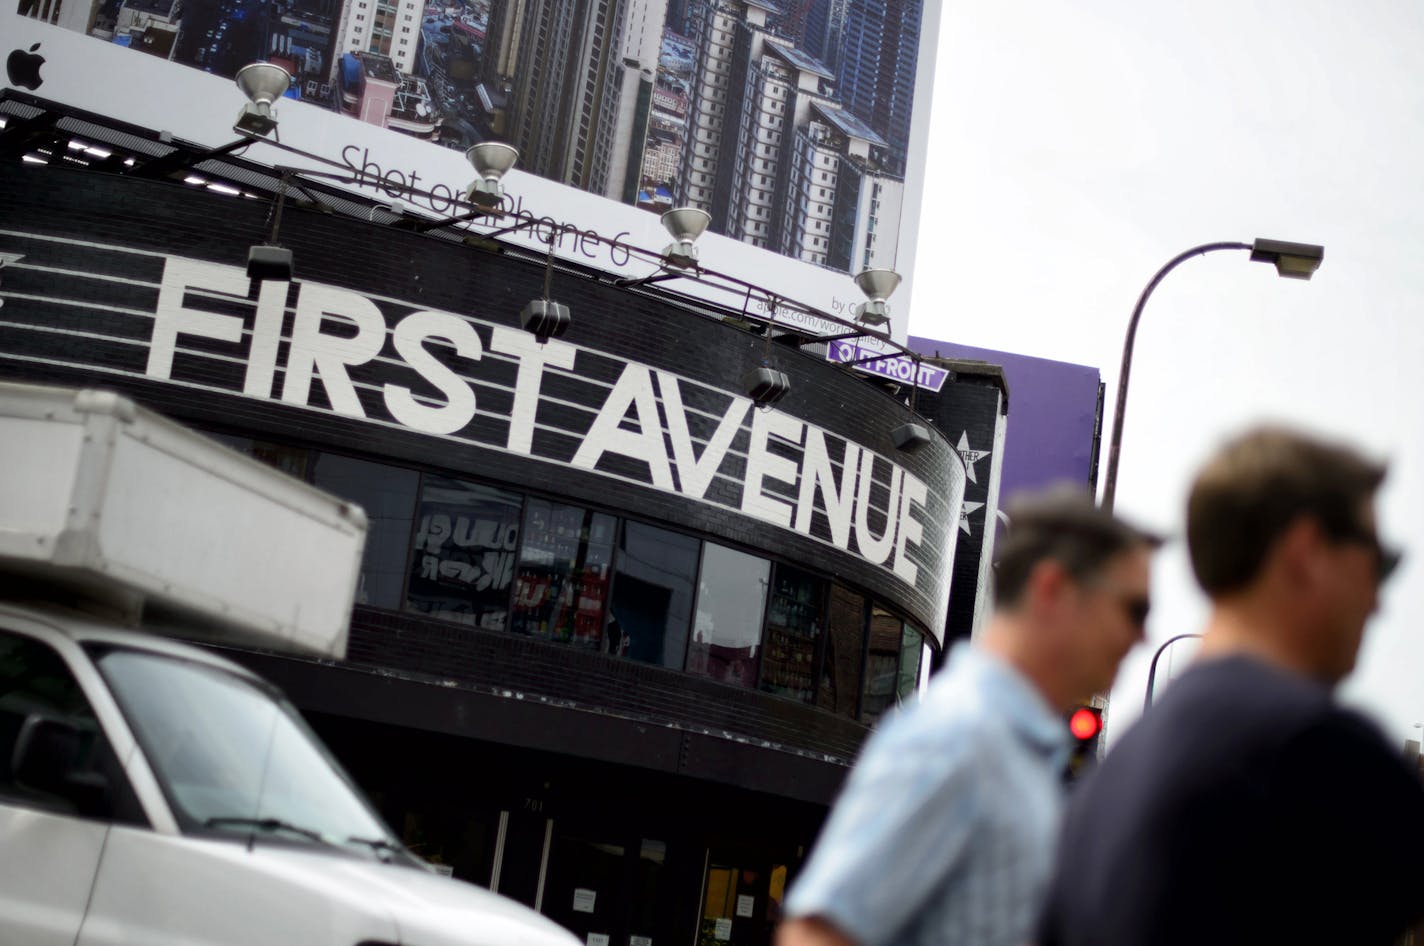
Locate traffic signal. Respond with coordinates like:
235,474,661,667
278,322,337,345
1064,705,1104,783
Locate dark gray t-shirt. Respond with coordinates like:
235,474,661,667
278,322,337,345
1039,655,1424,946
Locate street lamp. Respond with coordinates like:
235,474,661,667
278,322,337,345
1143,632,1203,713
1100,238,1324,511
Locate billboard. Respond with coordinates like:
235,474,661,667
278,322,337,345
909,336,1105,501
3,0,940,340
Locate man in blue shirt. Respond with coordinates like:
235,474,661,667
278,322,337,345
777,489,1158,946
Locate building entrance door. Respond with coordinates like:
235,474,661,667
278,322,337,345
540,828,669,946
696,846,789,946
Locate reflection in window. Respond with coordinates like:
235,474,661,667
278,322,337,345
861,606,906,724
511,499,616,647
687,543,769,689
98,648,390,845
760,565,827,703
0,632,101,811
817,585,865,718
310,453,418,610
898,624,925,702
404,476,522,630
606,522,699,667
630,839,667,944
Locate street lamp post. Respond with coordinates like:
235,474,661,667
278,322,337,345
1143,632,1203,713
1099,238,1325,511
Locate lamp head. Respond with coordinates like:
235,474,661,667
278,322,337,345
661,207,712,269
745,366,791,410
465,142,519,209
1250,238,1324,280
520,298,571,342
853,267,901,326
234,62,292,136
891,422,931,451
246,244,293,283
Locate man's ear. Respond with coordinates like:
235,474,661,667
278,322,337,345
1024,558,1072,615
1275,516,1328,590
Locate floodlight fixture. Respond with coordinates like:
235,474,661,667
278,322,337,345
661,207,712,270
465,142,519,209
520,299,571,342
745,366,791,409
247,244,293,282
518,237,571,342
248,171,294,283
234,62,292,136
891,422,931,452
1249,238,1325,280
853,267,901,327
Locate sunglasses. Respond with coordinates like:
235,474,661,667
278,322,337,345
1333,523,1403,584
1117,594,1152,629
1090,581,1151,629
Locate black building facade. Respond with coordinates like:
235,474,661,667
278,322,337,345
916,359,1009,653
0,91,984,946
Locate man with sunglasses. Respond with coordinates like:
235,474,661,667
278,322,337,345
1039,426,1424,946
777,488,1158,946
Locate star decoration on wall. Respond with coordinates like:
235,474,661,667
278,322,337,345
957,432,990,485
960,501,986,536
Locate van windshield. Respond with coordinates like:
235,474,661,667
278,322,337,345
94,647,397,853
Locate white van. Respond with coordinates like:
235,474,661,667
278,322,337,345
0,382,580,946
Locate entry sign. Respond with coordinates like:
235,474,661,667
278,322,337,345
715,918,733,940
573,888,597,913
826,341,952,392
736,895,755,918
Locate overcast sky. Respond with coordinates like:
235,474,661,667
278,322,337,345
907,0,1424,745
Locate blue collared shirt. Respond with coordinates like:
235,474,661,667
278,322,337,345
785,643,1072,946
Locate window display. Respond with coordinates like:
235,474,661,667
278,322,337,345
201,430,926,715
511,499,616,647
897,623,925,702
606,522,700,668
817,585,867,719
687,544,770,689
310,453,418,611
404,476,523,631
758,565,827,703
861,606,906,724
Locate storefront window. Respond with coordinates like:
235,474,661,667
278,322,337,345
816,585,865,719
606,522,699,667
759,565,827,703
205,433,315,482
309,452,418,610
861,606,906,724
511,499,616,647
404,475,522,631
687,543,769,690
898,624,925,701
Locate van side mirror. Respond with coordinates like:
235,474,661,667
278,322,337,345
12,715,112,816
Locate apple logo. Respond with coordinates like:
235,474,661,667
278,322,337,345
7,43,45,91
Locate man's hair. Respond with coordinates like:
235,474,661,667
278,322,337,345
994,486,1160,606
1186,425,1386,595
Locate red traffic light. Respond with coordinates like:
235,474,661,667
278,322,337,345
1069,706,1103,742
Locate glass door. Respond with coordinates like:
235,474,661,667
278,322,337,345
697,850,788,946
541,828,668,946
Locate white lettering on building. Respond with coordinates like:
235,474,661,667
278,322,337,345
143,258,936,595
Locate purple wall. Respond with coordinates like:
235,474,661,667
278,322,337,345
909,337,1103,501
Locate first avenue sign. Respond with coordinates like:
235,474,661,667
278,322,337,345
16,250,962,627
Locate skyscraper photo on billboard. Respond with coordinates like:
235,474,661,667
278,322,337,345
6,0,935,337
12,0,922,272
